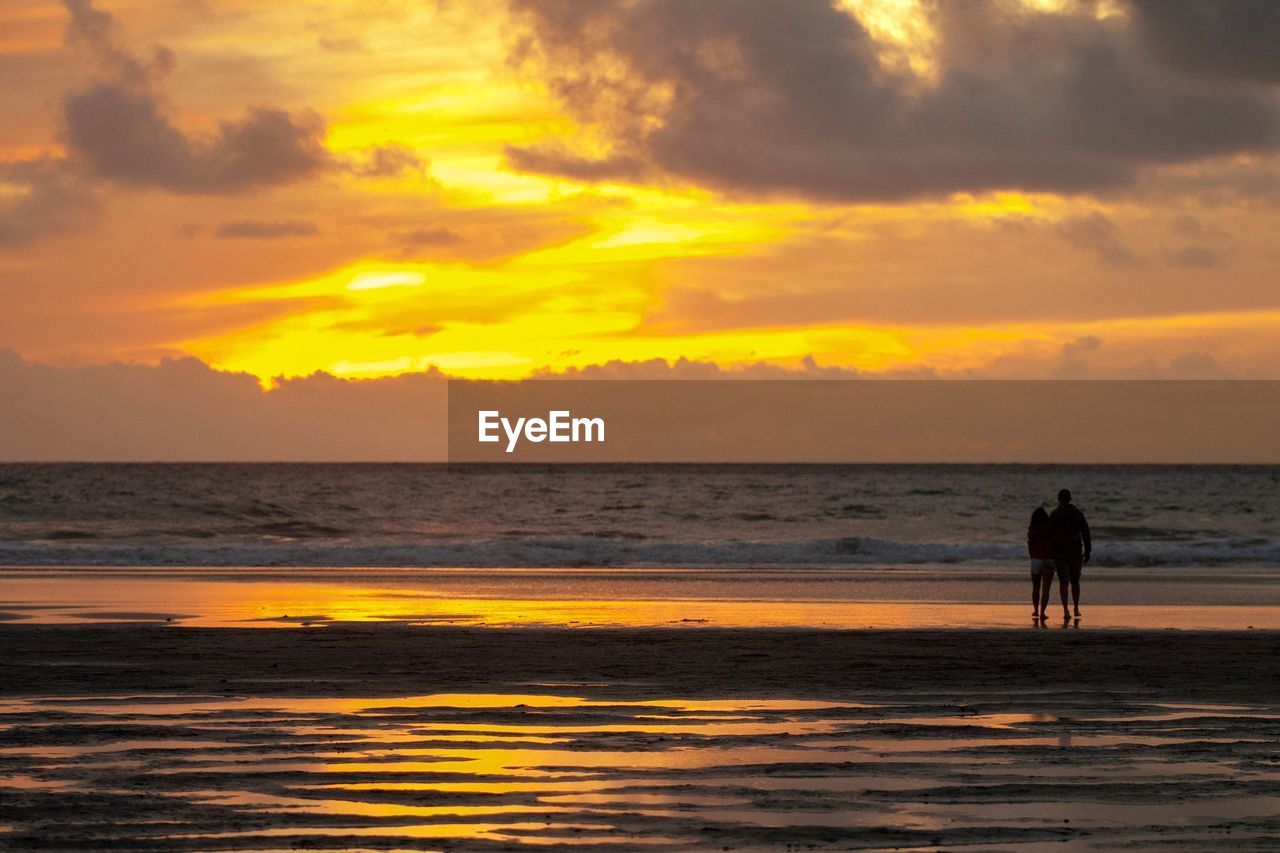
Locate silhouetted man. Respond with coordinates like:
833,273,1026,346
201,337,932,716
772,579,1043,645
1050,488,1091,621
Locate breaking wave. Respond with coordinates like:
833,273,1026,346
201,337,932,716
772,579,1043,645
3,462,1278,569
2,533,1278,569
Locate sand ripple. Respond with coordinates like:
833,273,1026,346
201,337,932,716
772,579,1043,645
3,692,1280,850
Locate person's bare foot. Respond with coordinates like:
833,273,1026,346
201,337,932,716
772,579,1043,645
1074,608,1082,618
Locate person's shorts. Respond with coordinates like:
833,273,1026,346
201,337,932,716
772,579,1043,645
1030,558,1055,576
1054,555,1083,584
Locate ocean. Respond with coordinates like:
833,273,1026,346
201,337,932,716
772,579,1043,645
2,463,1277,569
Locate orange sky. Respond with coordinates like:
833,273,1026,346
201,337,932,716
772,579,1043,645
3,0,1280,382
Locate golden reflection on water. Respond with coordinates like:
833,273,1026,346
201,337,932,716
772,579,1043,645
3,573,1277,628
3,692,1280,848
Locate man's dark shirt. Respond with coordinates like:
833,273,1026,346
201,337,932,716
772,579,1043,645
1049,504,1091,557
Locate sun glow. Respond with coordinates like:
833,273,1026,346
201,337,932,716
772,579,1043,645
346,271,425,292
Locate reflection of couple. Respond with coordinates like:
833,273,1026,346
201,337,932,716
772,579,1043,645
1028,489,1092,623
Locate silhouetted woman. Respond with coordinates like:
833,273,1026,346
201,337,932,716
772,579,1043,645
1027,507,1054,621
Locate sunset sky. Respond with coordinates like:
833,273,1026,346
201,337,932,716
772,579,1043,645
3,0,1280,385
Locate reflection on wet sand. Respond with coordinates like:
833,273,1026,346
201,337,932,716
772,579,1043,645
3,692,1279,849
3,569,1279,628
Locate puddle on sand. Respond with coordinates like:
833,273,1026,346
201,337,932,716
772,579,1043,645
2,693,1279,850
4,570,1279,628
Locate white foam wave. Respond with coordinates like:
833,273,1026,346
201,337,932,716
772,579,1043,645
2,534,1277,568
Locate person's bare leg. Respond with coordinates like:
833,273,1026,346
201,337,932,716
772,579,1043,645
1039,573,1053,619
1071,575,1081,618
1032,574,1042,618
1058,566,1071,620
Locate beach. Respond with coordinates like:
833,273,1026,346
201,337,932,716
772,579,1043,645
8,0,1280,841
3,565,1280,630
3,596,1280,849
4,622,1278,701
3,465,1279,848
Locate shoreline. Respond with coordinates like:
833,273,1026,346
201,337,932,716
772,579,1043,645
5,565,1280,630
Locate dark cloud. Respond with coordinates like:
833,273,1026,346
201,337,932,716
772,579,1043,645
214,219,320,239
350,143,427,178
1167,246,1222,269
0,159,98,248
1141,160,1280,207
507,0,1280,201
63,85,331,193
62,0,175,87
393,226,464,256
505,144,650,182
398,226,462,244
1127,0,1280,83
58,0,417,195
1055,213,1138,267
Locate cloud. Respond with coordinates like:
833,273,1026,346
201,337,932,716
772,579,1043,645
1128,0,1280,83
396,226,462,245
62,0,175,87
1168,350,1230,379
214,219,320,239
0,347,1271,461
1168,214,1204,237
1062,335,1102,361
349,143,427,178
317,35,369,54
58,0,416,195
1055,213,1138,267
533,355,937,380
1052,335,1103,379
1140,160,1280,207
507,0,1280,201
62,84,332,194
0,350,446,461
393,226,464,255
504,144,650,182
0,159,98,248
1167,246,1222,269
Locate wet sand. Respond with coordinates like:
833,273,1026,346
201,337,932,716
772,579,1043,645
4,565,1280,629
2,624,1279,850
2,624,1279,702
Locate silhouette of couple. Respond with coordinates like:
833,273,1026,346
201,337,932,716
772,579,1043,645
1027,489,1091,623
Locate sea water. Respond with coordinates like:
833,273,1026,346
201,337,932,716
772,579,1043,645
1,463,1277,569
